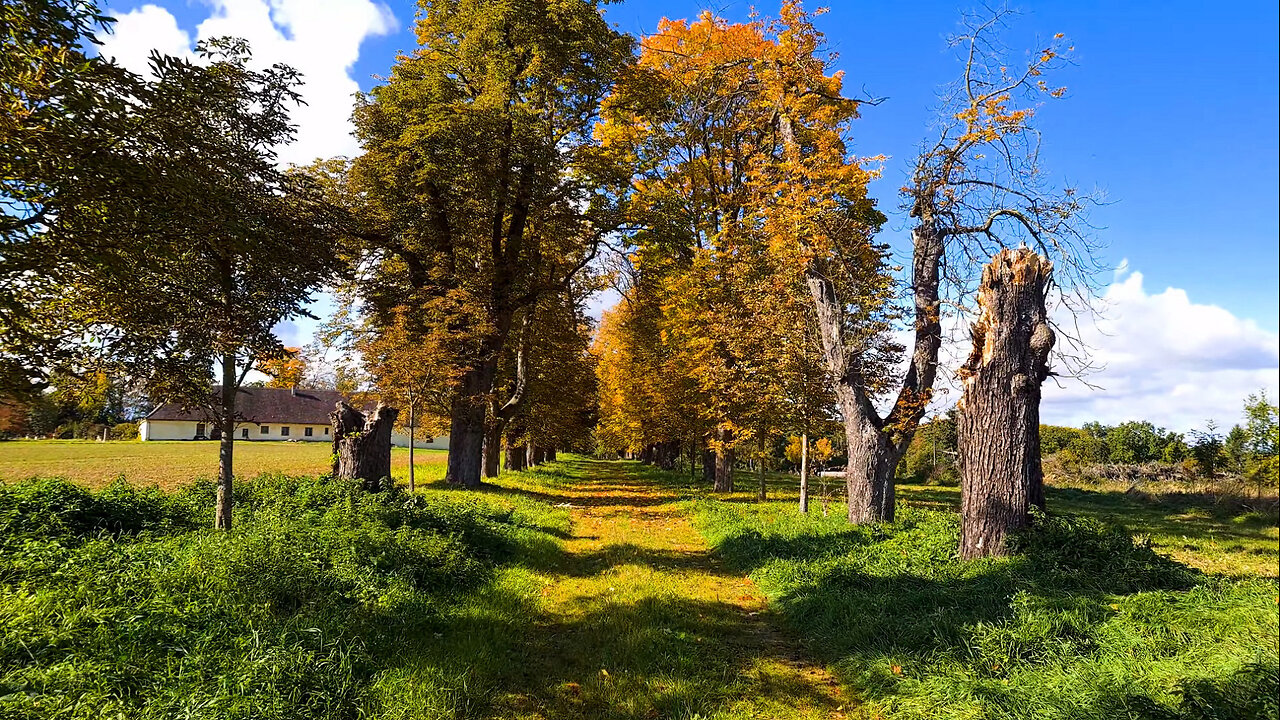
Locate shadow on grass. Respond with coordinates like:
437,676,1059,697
377,586,844,720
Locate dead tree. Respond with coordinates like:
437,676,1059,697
957,248,1054,558
802,9,1099,524
331,401,399,491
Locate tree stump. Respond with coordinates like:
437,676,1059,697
957,248,1055,559
331,401,399,492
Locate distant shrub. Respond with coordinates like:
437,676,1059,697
1039,425,1085,455
110,421,139,440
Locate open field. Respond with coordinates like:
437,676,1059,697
0,440,448,490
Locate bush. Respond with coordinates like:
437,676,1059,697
0,473,565,719
110,421,139,440
0,477,200,543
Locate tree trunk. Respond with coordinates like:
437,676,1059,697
798,433,809,514
407,400,416,493
701,445,716,485
526,440,537,468
505,435,526,472
482,422,502,478
804,224,944,525
215,356,236,530
446,363,494,488
713,427,734,492
757,437,767,501
332,401,400,492
845,412,901,524
546,448,557,462
957,248,1055,560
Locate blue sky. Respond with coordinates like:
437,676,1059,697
99,0,1278,430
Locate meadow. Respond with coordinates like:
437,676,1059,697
0,440,449,490
0,447,1275,719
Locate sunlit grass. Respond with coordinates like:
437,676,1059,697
0,439,447,491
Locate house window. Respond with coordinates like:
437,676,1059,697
241,428,249,439
324,427,329,435
261,426,269,434
305,427,313,437
281,426,290,437
195,423,205,437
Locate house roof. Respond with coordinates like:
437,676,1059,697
145,386,357,425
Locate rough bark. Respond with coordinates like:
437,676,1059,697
505,435,527,472
446,362,494,488
713,427,735,493
757,437,767,501
482,422,502,478
798,433,809,514
407,399,416,493
957,248,1055,560
526,440,538,468
215,357,236,530
701,446,716,485
804,225,943,524
332,401,400,492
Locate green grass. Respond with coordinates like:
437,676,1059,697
2,454,1276,719
0,439,448,490
690,485,1280,719
894,483,1279,579
0,472,567,719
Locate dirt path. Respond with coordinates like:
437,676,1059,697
488,458,849,720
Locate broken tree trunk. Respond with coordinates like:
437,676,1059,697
332,401,400,492
957,248,1055,560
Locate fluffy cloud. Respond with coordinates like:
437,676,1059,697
101,0,396,165
1040,266,1278,432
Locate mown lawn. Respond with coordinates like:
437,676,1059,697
0,440,448,490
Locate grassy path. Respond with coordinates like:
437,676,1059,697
482,458,848,719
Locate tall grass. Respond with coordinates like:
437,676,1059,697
0,474,567,719
693,500,1279,720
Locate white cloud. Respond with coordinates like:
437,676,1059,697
101,0,397,165
1040,266,1278,432
100,4,194,70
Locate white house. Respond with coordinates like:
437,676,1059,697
139,386,449,449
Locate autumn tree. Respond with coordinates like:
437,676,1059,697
349,0,632,488
595,5,876,493
510,289,600,465
258,347,306,389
